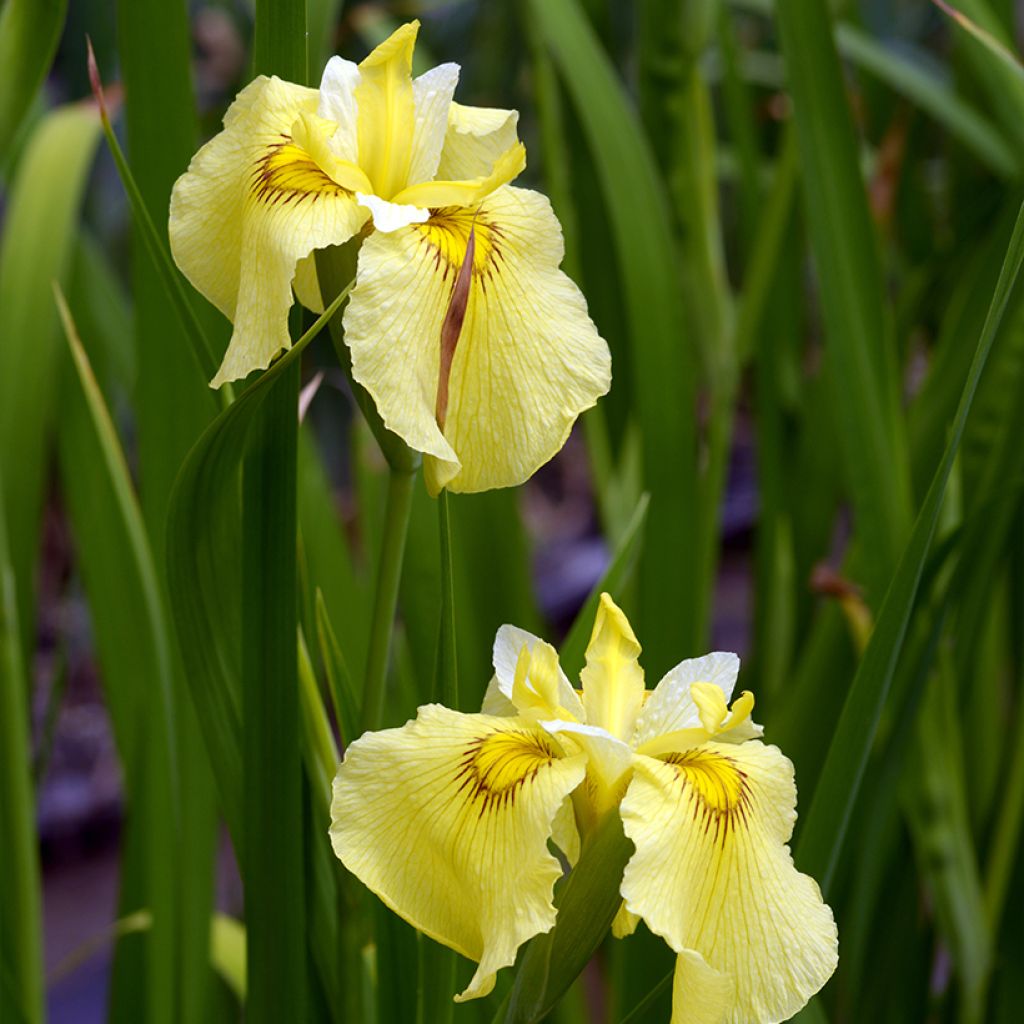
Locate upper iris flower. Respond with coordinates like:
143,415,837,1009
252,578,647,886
169,21,611,493
331,594,838,1022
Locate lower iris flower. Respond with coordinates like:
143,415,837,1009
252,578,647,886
330,594,838,1022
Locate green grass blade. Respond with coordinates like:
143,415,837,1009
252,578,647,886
165,285,350,1024
638,0,734,650
795,199,1024,890
715,5,764,256
315,589,360,746
528,0,699,675
54,287,180,1024
450,491,540,710
0,0,66,158
243,2,308,1014
934,0,1024,154
68,232,135,397
834,23,1018,178
775,0,913,594
0,102,100,655
298,628,339,809
0,486,42,1024
984,602,1024,929
241,356,307,1023
299,427,371,689
116,0,217,522
904,659,991,1021
87,43,224,391
308,0,344,71
116,3,222,1017
359,467,416,732
734,0,1020,177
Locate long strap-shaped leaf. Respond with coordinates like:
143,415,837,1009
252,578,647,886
775,0,913,595
165,285,351,841
796,199,1024,891
528,0,699,677
0,0,66,158
55,287,180,1024
0,103,100,658
0,485,42,1024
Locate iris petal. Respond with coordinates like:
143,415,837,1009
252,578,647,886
437,101,520,179
169,76,366,386
330,705,587,1001
341,185,610,493
580,593,646,743
619,742,838,1024
634,652,740,747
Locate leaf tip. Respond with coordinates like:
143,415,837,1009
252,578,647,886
85,37,109,124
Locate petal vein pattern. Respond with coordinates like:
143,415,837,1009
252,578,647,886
620,744,838,1023
330,705,586,1000
169,76,366,386
342,186,611,493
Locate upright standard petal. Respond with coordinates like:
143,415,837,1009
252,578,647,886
342,185,611,493
317,56,360,162
331,705,587,1001
492,624,584,722
619,742,838,1024
580,594,646,743
408,62,461,185
634,653,740,747
169,76,367,386
353,21,418,199
436,101,520,179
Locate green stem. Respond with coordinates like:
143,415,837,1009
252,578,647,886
436,490,458,710
416,490,459,1023
361,467,416,732
313,243,420,734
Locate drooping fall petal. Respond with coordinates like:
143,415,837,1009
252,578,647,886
670,950,732,1024
330,705,587,1000
169,76,367,386
341,186,611,493
619,742,838,1024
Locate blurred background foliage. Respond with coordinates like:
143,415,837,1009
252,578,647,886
2,0,1024,1022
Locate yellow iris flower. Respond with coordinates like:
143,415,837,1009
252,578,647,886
169,21,611,493
330,594,838,1022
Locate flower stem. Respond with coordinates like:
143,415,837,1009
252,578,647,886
313,243,420,732
361,467,416,732
436,490,458,710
